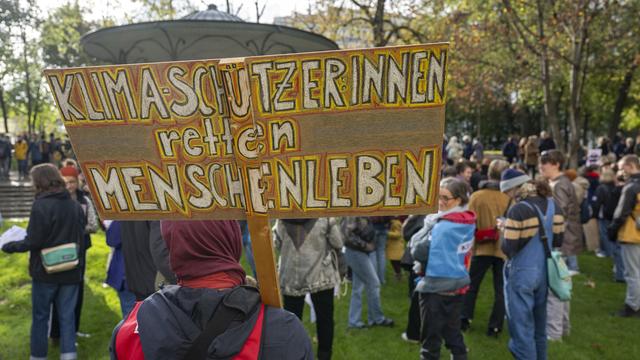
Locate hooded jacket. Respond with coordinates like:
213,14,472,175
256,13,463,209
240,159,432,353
411,210,476,294
110,285,312,359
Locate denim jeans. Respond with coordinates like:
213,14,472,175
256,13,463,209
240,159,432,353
118,289,137,319
613,242,626,282
504,264,547,360
373,224,388,284
239,220,257,277
621,243,640,311
18,159,28,178
345,247,385,326
598,219,614,257
564,255,579,272
31,281,79,360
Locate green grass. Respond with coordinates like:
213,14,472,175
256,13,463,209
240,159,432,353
1,219,639,359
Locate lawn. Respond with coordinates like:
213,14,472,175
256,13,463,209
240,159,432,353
1,219,639,359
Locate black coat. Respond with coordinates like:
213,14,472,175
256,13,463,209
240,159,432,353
592,182,621,221
3,190,85,284
119,221,158,300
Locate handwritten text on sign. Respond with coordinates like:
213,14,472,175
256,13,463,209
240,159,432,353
44,44,448,220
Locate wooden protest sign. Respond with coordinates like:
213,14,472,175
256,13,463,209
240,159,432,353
44,43,449,307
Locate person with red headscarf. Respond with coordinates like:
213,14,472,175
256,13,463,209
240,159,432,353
110,220,313,359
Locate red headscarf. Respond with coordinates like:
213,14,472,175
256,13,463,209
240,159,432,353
161,220,245,288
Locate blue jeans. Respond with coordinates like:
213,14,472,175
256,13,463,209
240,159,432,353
613,242,626,282
118,289,137,319
373,224,388,284
240,220,257,277
31,281,79,359
598,219,614,257
504,264,548,360
345,248,385,326
18,159,28,178
564,255,579,272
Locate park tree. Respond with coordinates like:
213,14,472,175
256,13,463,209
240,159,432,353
0,0,22,133
40,1,97,68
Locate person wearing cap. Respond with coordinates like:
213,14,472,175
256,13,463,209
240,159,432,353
49,165,99,340
110,220,313,359
498,169,565,359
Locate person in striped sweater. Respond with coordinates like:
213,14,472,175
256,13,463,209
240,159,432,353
498,169,565,359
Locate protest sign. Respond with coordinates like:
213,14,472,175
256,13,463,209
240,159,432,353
44,43,449,306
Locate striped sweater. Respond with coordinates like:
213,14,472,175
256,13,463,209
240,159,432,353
501,196,565,259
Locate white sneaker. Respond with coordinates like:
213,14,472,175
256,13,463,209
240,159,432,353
595,250,606,258
401,332,419,344
568,270,580,277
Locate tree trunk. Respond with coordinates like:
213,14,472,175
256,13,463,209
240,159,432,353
536,0,563,152
608,61,638,140
373,0,386,46
0,86,8,133
21,29,32,135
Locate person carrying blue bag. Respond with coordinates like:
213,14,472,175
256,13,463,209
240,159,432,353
498,169,565,360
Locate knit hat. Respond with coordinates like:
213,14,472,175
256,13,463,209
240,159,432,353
59,166,79,179
500,168,531,192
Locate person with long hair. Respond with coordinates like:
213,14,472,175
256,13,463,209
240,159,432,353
411,178,476,360
499,169,565,359
2,163,85,360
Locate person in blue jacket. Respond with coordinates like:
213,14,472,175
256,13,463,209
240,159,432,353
104,220,137,318
411,178,476,360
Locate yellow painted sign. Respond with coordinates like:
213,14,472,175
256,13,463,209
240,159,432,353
44,43,448,221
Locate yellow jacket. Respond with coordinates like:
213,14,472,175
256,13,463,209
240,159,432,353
15,141,28,160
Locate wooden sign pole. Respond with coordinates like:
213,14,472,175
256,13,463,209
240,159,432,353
246,216,282,307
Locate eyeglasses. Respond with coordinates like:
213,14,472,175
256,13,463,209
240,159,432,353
438,195,455,202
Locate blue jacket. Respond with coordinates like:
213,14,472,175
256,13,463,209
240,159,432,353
412,210,476,294
105,221,126,292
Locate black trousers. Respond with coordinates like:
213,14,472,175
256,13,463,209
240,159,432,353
419,293,467,360
283,288,334,360
405,271,421,340
461,256,505,331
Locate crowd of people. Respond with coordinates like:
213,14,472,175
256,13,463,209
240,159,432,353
1,129,640,360
0,132,75,181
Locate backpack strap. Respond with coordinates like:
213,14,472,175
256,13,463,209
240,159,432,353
521,199,555,258
183,286,261,360
114,301,145,360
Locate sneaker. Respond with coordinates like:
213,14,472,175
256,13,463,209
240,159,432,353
460,318,471,332
568,270,580,277
76,331,91,338
486,328,501,338
595,250,607,258
371,317,394,327
613,305,640,318
348,322,367,329
401,332,419,344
